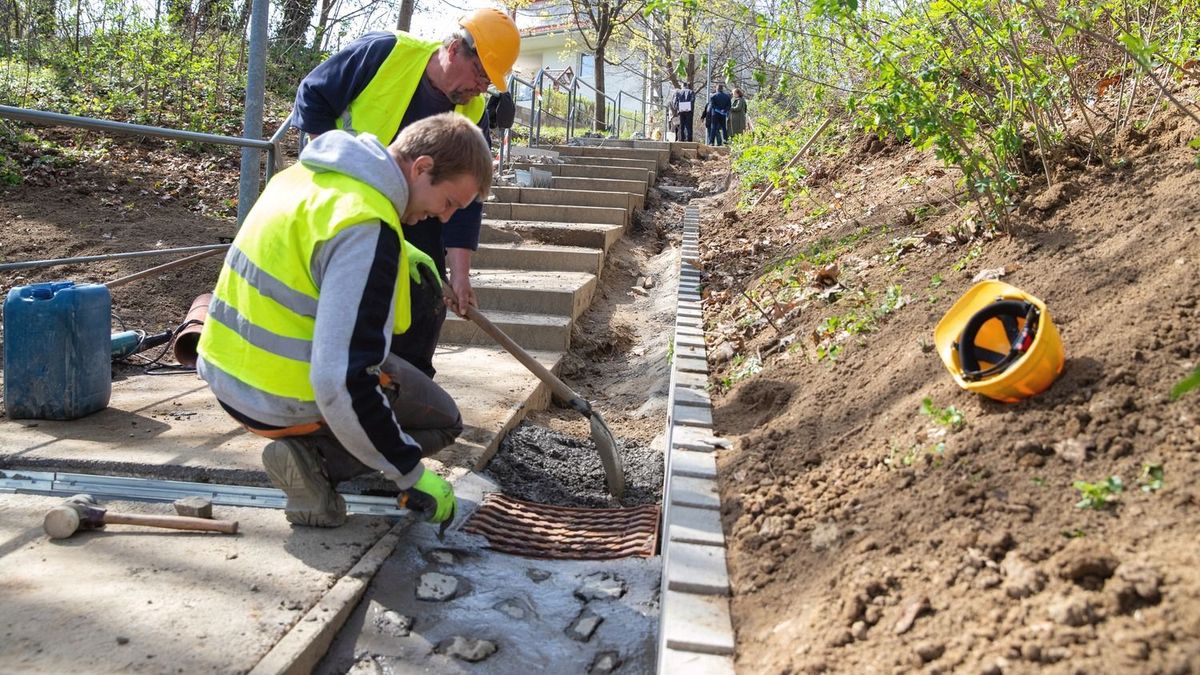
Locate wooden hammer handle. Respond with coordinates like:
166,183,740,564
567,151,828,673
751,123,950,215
103,512,239,534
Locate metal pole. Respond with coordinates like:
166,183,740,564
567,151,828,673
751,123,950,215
106,248,229,289
238,0,269,225
0,244,231,273
615,92,622,138
0,105,270,149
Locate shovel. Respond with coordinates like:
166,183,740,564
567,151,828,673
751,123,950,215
463,305,626,502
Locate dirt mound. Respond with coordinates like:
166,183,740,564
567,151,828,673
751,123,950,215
702,103,1200,672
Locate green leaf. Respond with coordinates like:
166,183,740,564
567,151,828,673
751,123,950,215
1171,366,1200,400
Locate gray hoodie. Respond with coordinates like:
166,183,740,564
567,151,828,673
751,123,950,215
200,131,435,489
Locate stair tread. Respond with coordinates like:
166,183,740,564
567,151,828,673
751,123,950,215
445,309,570,327
470,268,595,289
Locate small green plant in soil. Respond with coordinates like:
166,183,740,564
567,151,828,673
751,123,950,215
666,337,675,365
1171,366,1200,400
920,397,965,431
952,245,983,272
1061,528,1087,539
1140,463,1164,493
1073,476,1124,510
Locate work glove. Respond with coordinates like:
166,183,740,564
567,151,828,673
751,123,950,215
404,241,440,288
399,468,456,524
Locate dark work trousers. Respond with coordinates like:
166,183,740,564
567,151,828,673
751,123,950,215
313,354,464,485
707,114,728,145
678,111,694,141
389,271,446,380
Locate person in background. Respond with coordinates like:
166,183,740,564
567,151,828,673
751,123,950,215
291,8,520,380
729,87,748,139
198,114,494,528
670,82,695,142
707,83,731,146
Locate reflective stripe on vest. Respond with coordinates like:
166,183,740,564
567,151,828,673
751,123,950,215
339,32,487,143
197,164,411,403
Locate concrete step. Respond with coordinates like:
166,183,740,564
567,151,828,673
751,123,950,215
551,176,648,197
510,161,652,184
471,268,597,320
491,186,641,214
558,153,660,176
474,241,603,275
481,219,624,251
567,138,674,151
547,144,670,170
442,309,571,351
483,201,627,227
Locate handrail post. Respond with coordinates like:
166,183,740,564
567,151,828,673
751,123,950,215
237,0,269,226
533,69,545,146
616,91,622,138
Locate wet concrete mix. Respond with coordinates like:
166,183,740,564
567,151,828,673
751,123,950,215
487,422,663,508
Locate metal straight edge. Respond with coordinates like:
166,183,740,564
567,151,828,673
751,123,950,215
0,470,405,516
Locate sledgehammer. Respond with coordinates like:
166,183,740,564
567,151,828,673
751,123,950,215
43,494,238,540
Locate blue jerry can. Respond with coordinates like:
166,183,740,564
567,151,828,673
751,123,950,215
3,281,112,420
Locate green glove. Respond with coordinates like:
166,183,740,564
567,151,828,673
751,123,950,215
404,241,440,288
401,469,456,524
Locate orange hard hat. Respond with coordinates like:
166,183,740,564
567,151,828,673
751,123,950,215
933,280,1065,403
459,8,520,93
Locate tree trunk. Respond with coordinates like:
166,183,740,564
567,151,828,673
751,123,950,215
594,46,607,132
395,0,413,32
276,0,318,49
314,0,335,49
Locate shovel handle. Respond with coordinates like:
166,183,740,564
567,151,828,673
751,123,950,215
103,512,239,534
464,305,579,404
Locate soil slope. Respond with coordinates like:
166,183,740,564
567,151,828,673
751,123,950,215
701,102,1200,672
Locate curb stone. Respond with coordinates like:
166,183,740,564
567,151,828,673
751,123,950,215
656,205,735,673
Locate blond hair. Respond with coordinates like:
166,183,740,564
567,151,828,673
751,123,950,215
389,112,493,199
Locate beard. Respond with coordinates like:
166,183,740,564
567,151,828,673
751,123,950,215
446,88,477,105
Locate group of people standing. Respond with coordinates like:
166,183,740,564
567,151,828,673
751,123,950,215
670,82,748,146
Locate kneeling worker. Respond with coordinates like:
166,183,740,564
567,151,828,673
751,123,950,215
197,113,493,527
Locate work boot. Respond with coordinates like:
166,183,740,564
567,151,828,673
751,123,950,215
262,438,347,528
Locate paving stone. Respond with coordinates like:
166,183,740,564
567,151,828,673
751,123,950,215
574,571,626,600
675,326,705,339
670,449,717,479
434,636,498,662
672,426,727,451
667,504,725,546
667,541,730,595
678,300,702,312
674,335,705,349
589,650,623,674
675,370,709,390
566,608,604,642
660,647,736,674
426,549,457,565
676,343,705,359
674,387,711,408
674,403,713,427
679,292,702,303
662,590,735,655
670,476,719,510
416,572,459,601
675,356,709,374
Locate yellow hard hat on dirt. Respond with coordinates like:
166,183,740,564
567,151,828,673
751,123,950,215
933,280,1064,403
459,8,520,93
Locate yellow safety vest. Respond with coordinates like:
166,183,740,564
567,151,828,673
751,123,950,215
338,32,487,143
198,164,411,403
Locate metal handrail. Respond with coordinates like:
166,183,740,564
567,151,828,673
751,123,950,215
568,78,617,140
0,105,273,150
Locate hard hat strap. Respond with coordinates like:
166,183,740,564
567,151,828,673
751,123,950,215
957,300,1040,382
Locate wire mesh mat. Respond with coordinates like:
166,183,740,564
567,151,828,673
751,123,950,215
463,493,660,560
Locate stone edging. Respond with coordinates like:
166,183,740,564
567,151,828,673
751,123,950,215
655,205,736,673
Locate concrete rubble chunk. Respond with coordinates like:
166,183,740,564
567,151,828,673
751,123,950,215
416,572,460,601
427,549,457,565
566,608,604,642
589,650,622,674
575,571,627,601
173,496,212,519
371,605,413,638
494,598,531,620
434,636,498,662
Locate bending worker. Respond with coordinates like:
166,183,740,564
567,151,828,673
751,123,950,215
197,113,494,527
292,8,520,380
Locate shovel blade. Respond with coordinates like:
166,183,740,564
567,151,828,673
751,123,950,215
589,409,626,502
